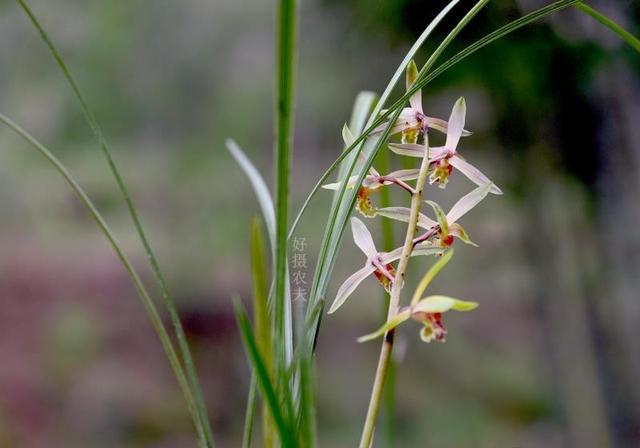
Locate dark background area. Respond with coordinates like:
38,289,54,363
0,0,639,446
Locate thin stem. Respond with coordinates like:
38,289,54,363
359,135,431,448
273,0,299,439
0,113,207,447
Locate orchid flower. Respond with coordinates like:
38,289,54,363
373,60,471,144
357,295,478,343
389,97,502,194
323,125,419,217
377,183,492,248
328,217,443,314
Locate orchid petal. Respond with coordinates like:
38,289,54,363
385,168,420,182
428,146,449,162
342,123,355,147
412,295,478,316
449,155,502,194
444,97,466,152
321,175,359,190
351,217,377,258
377,207,437,230
449,223,477,246
389,143,424,158
406,60,422,113
357,309,412,343
328,264,376,314
445,182,492,224
425,116,472,137
425,200,449,235
380,244,442,265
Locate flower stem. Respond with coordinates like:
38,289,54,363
359,135,431,448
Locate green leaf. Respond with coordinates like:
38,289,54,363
410,250,454,306
272,2,299,431
227,140,276,254
234,299,296,448
250,218,277,447
242,377,257,448
575,2,640,53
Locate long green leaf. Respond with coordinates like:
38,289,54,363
250,218,276,447
227,140,276,255
14,2,214,444
234,299,296,448
242,377,257,448
576,2,640,53
0,113,208,447
271,0,300,441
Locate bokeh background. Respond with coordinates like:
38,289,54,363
1,0,639,447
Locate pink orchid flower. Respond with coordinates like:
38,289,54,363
323,125,419,217
377,183,492,248
328,217,443,314
372,61,472,144
389,97,502,194
357,295,478,343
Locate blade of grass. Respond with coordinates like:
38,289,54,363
575,2,640,53
234,299,296,448
242,377,257,448
272,0,299,438
14,2,214,444
227,140,277,257
0,113,208,447
251,218,276,447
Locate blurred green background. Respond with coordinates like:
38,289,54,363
1,0,639,447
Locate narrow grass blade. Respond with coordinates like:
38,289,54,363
575,2,640,53
242,376,257,448
272,0,299,438
227,140,276,255
250,218,276,447
227,139,295,405
234,299,296,448
14,2,214,444
0,113,209,447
